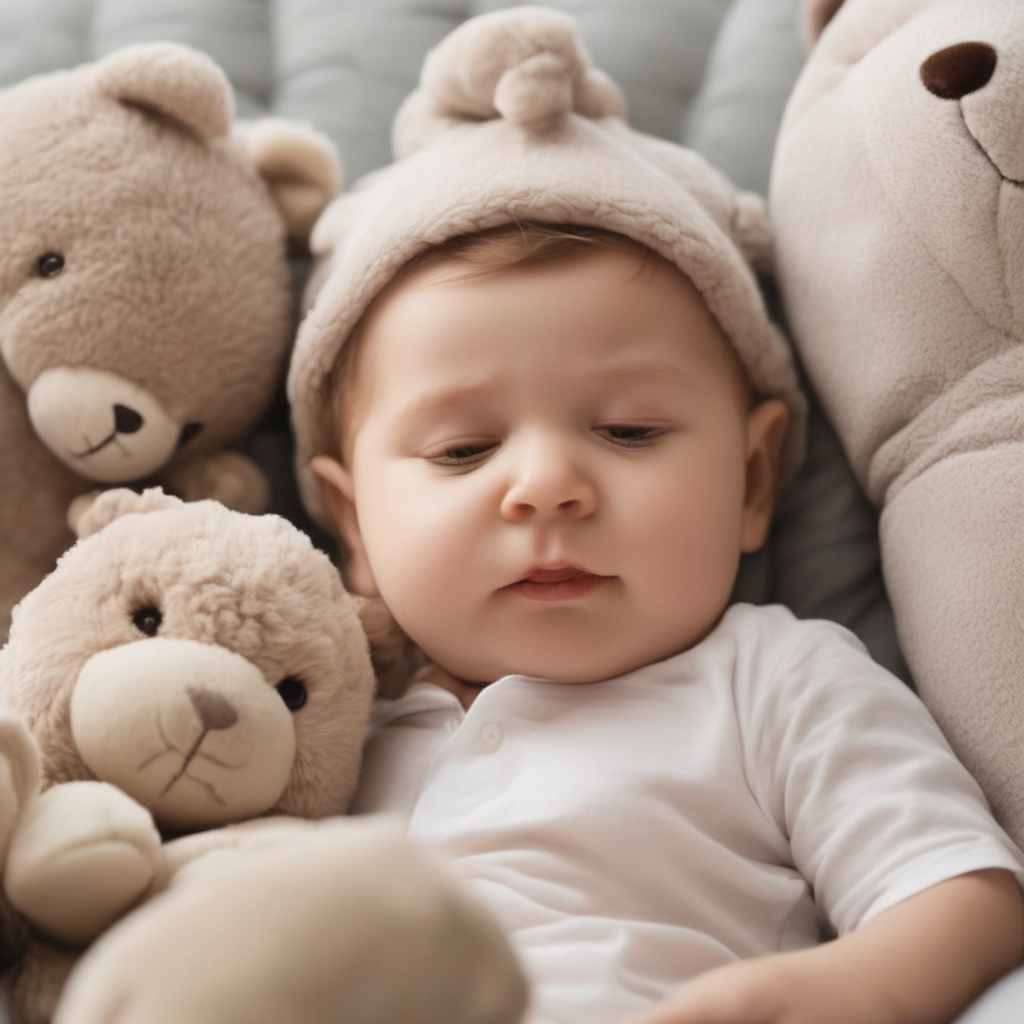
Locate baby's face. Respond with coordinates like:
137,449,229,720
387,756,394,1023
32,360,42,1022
315,248,787,685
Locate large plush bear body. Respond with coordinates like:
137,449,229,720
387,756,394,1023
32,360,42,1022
0,43,340,638
771,0,1024,841
0,489,526,1024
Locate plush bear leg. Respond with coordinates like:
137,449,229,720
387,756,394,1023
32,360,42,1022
55,817,527,1024
880,443,1024,847
10,941,78,1024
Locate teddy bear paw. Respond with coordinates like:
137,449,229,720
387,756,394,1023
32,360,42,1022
161,451,271,514
54,818,527,1024
0,709,41,861
5,780,164,947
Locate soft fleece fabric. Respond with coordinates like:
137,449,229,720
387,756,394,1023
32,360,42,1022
0,43,338,639
771,0,1024,845
0,489,527,1024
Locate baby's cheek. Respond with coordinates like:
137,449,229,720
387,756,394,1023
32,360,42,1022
639,496,742,603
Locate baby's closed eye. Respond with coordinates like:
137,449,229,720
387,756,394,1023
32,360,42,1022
424,439,499,466
597,424,665,447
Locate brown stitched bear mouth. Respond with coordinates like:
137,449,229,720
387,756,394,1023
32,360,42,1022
70,430,130,459
961,107,1023,188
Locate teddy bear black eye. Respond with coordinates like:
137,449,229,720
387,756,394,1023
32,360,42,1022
132,606,162,637
276,677,307,711
36,252,65,278
178,422,204,448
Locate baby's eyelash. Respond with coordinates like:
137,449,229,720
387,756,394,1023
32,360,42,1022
599,425,662,447
429,442,497,467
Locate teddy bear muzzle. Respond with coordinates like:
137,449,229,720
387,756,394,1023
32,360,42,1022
70,638,297,831
917,20,1023,186
27,367,190,483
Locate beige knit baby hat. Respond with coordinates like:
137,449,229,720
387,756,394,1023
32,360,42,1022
288,5,806,529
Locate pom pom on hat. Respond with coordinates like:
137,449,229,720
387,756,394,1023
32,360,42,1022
394,6,626,158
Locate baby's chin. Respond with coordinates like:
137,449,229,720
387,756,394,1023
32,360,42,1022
439,644,691,688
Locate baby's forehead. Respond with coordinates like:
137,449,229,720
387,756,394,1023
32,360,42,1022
352,243,752,399
321,224,765,467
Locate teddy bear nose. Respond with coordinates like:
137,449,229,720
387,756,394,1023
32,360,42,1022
113,403,144,435
186,686,239,731
920,42,997,100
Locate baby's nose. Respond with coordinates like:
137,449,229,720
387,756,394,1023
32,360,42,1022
920,42,997,100
499,441,597,521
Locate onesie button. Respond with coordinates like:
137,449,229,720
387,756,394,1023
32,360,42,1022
477,722,503,754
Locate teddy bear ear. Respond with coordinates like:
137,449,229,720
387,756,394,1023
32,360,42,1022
233,119,343,243
800,0,847,49
95,43,234,141
70,487,185,540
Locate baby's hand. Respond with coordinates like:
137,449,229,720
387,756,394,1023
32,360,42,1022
626,947,893,1024
627,870,1024,1024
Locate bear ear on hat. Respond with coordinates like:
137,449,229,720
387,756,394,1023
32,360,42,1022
70,487,184,540
95,42,233,141
394,5,626,159
800,0,846,49
233,119,343,244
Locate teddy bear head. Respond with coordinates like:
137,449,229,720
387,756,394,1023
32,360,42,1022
0,489,375,833
770,0,1023,486
0,43,339,485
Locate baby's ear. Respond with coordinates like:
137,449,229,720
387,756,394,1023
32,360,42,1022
800,0,846,49
70,487,184,539
95,42,233,140
741,399,790,554
234,119,342,244
310,456,380,600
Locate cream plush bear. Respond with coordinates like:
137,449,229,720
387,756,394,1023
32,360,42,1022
0,489,526,1024
771,1,1024,842
0,42,341,639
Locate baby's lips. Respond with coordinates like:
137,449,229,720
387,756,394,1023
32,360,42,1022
519,564,595,585
505,563,612,601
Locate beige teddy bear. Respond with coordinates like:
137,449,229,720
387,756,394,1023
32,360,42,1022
0,42,341,639
0,489,526,1024
771,0,1024,841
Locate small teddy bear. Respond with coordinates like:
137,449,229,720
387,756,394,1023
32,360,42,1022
0,41,341,639
771,0,1024,842
0,489,526,1024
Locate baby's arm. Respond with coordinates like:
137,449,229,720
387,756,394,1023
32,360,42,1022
629,868,1023,1024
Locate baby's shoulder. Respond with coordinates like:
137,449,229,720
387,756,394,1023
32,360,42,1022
715,602,870,665
712,603,916,721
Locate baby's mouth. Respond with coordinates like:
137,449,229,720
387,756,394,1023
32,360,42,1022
506,563,611,601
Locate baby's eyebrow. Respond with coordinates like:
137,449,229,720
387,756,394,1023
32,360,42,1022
394,361,700,422
584,360,703,392
396,378,499,419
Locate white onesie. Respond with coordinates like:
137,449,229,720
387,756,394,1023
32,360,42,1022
353,603,1024,1024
